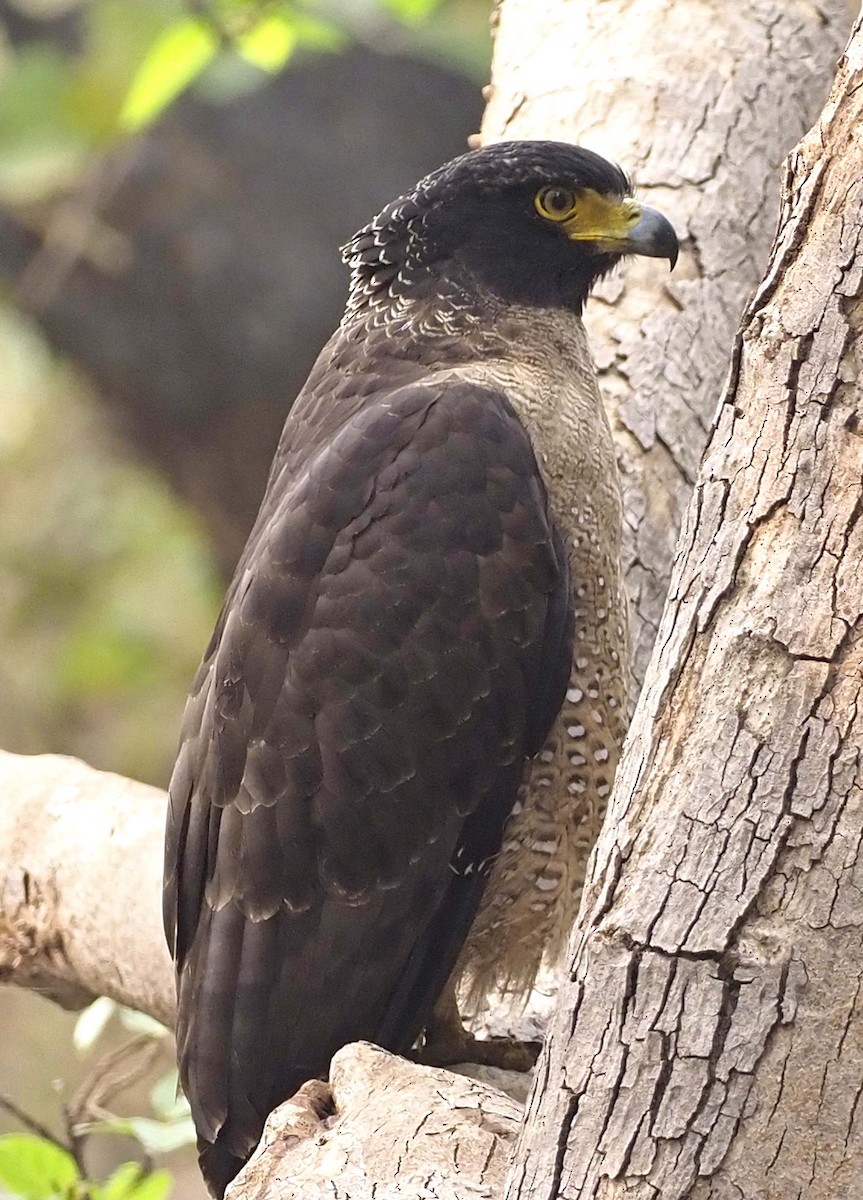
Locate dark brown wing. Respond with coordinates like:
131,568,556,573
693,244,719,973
163,377,572,1193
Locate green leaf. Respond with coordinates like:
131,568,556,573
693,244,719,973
149,1072,188,1122
288,13,346,52
379,0,442,22
0,1135,80,1200
123,1172,172,1200
118,17,219,131
93,1116,197,1156
129,1117,196,1156
117,1007,170,1040
236,14,297,71
73,996,117,1053
93,1163,171,1200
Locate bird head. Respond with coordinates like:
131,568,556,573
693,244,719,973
342,140,678,325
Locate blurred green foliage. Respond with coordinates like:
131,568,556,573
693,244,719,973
72,1001,196,1158
0,1137,81,1200
0,1001,186,1199
0,302,222,785
0,0,487,204
0,0,490,788
0,1136,171,1200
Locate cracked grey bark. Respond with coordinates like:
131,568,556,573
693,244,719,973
508,16,863,1199
482,0,854,683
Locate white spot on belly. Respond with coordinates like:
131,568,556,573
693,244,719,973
535,876,559,892
567,688,583,703
567,724,585,738
594,747,610,763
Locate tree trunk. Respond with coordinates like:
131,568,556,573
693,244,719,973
509,14,863,1198
482,0,854,682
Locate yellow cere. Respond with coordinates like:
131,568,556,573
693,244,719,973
537,187,643,245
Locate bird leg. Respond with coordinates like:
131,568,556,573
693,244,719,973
415,982,540,1073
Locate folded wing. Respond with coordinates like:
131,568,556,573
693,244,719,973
163,378,573,1193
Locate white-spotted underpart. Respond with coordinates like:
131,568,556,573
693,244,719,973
450,307,631,1015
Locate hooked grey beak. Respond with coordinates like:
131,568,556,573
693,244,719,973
625,205,679,269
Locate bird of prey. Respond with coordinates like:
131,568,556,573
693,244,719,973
163,139,678,1196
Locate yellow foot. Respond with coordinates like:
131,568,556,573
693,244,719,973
415,980,541,1073
415,1016,540,1072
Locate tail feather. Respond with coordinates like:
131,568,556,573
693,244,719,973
198,1136,245,1200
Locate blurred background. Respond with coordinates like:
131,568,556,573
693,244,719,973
0,1,488,1193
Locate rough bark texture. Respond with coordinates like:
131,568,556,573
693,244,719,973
229,1044,523,1200
508,16,863,1199
0,750,174,1024
482,0,854,683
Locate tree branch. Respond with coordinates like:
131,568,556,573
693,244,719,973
0,750,173,1025
231,1043,523,1200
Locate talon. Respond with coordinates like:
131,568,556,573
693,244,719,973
416,987,540,1073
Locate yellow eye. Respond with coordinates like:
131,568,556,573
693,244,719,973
534,185,578,222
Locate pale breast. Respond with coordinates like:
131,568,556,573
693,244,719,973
450,309,631,1013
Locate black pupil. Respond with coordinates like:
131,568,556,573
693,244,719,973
545,188,571,213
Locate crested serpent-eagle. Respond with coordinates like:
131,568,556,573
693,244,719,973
163,140,678,1195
